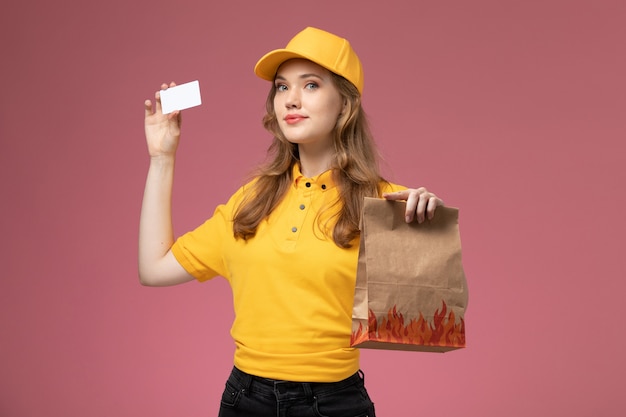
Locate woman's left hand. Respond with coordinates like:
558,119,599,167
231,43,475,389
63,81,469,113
383,188,444,224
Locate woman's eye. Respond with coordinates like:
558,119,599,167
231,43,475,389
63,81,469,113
276,84,287,92
305,82,318,90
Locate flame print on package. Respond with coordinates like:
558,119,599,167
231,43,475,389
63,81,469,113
351,300,465,352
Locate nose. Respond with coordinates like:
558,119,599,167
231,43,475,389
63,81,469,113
285,88,301,109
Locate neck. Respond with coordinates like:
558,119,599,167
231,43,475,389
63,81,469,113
297,142,333,177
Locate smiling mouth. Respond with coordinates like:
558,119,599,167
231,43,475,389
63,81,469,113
285,115,307,124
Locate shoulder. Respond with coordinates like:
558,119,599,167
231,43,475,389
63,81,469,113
210,177,260,218
379,180,407,195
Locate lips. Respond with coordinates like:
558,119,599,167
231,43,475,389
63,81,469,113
284,114,308,124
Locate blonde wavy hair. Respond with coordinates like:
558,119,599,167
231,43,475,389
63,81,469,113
233,72,388,248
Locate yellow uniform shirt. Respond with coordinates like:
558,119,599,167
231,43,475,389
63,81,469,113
172,165,405,382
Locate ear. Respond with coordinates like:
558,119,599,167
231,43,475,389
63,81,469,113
339,97,348,117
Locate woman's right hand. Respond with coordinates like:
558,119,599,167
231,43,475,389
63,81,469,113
139,81,194,287
144,82,182,157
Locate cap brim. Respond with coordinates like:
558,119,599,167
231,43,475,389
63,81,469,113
254,49,321,82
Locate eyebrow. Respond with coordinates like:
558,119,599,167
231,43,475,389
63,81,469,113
274,73,325,82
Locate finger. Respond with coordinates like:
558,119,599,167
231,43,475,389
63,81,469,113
155,82,170,104
155,82,178,115
415,193,430,223
426,197,443,220
383,190,409,201
154,89,163,113
168,110,181,123
144,99,153,117
404,191,420,223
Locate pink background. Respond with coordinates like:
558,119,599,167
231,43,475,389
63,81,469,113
1,0,625,416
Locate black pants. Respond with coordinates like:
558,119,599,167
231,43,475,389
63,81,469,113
218,366,376,417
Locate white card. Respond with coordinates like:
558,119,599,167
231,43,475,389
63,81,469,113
160,80,202,114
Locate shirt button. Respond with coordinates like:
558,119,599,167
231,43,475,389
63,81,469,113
291,227,297,233
321,184,327,190
305,182,311,187
299,204,305,210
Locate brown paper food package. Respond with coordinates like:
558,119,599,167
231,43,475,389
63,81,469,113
351,197,468,352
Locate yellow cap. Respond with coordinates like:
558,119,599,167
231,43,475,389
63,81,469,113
254,27,364,94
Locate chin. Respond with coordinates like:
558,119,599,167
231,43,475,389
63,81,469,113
283,135,308,144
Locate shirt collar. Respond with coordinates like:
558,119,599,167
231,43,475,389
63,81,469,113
292,163,336,191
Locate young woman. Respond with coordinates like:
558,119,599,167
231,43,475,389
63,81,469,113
140,27,444,417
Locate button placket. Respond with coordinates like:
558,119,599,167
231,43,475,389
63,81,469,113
289,179,313,239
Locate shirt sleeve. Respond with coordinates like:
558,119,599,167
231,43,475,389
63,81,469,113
171,185,247,282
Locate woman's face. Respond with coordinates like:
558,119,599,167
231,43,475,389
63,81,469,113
273,59,344,148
